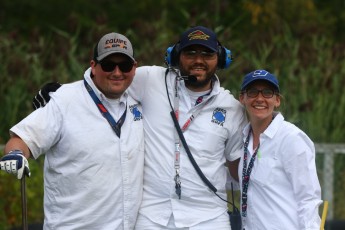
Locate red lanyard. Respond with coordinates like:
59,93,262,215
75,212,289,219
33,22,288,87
172,77,214,199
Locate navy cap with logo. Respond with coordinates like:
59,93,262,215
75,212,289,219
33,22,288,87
179,26,218,52
241,70,280,92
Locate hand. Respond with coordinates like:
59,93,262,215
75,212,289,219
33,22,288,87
32,82,62,110
0,150,31,179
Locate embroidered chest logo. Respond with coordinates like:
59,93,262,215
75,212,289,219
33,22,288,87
130,104,143,121
211,108,226,126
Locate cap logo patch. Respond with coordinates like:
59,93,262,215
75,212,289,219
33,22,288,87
104,38,128,50
252,70,269,78
188,30,210,41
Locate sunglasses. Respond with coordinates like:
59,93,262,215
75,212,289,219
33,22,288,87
99,60,134,73
244,88,278,98
181,50,217,60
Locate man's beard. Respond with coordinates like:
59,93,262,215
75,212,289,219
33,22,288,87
180,67,216,90
184,75,214,89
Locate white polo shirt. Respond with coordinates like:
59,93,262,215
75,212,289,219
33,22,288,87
10,69,144,230
239,113,322,230
129,66,246,227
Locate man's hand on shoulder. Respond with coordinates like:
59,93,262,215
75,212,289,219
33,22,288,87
32,82,62,110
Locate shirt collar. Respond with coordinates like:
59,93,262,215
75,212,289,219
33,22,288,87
263,112,284,138
242,112,284,141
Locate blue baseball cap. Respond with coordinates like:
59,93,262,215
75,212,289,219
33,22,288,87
179,26,218,52
241,70,280,91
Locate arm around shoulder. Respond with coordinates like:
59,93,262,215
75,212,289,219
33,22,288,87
227,158,240,182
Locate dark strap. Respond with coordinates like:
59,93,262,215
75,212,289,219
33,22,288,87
170,110,240,211
170,111,217,192
166,69,238,210
84,79,126,138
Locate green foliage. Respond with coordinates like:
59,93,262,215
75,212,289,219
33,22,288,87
0,0,345,228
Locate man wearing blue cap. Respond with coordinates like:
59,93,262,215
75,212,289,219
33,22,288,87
26,26,247,229
239,69,322,229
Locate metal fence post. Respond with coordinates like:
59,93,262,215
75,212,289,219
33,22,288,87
323,149,334,220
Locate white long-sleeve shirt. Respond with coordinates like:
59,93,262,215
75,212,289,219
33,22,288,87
239,113,322,230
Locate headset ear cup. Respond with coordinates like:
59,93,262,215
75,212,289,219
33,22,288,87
217,46,232,69
171,43,180,67
223,47,232,69
165,46,174,66
165,43,180,67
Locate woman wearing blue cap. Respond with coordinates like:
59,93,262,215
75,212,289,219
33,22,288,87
238,70,322,229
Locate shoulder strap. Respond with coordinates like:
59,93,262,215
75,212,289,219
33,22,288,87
171,111,241,214
166,69,238,210
170,110,217,192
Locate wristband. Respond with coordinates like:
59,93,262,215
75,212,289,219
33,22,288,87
7,149,24,155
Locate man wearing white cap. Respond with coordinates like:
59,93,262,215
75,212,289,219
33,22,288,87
1,32,144,229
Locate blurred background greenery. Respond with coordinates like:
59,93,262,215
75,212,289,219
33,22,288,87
0,0,344,229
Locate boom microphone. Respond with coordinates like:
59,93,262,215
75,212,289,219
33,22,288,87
180,75,197,82
187,75,197,82
167,67,197,82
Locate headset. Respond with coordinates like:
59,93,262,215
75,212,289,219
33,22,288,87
165,41,232,69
